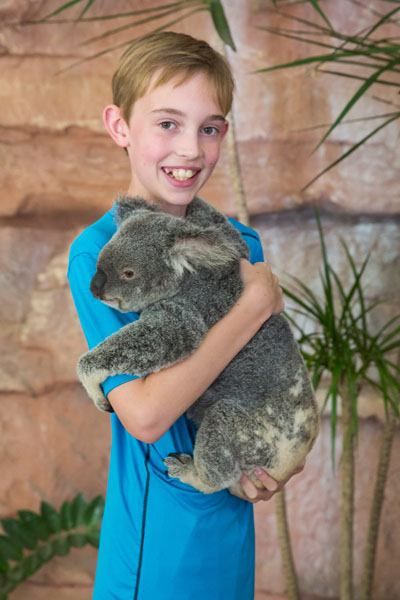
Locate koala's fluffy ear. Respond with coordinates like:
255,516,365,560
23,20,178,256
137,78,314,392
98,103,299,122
167,226,240,276
114,195,160,226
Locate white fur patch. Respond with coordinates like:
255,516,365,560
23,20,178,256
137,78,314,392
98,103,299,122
255,406,319,480
289,368,304,397
79,368,110,411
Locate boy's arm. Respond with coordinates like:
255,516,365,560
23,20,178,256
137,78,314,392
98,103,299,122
109,260,283,442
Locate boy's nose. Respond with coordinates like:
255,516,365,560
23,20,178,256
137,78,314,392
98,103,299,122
176,133,201,159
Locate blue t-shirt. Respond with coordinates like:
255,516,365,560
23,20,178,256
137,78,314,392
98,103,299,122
67,201,265,600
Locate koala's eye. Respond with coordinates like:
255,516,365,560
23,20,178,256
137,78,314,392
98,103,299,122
121,269,135,280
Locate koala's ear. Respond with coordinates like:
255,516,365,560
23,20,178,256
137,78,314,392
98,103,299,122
167,226,240,276
114,195,160,226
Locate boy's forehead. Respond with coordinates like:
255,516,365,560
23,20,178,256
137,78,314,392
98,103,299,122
137,70,224,118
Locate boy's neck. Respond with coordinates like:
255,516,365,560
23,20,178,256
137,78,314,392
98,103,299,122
124,186,189,218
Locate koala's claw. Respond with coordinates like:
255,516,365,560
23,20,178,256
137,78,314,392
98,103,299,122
164,453,193,478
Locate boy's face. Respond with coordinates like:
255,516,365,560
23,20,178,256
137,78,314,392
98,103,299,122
122,70,229,216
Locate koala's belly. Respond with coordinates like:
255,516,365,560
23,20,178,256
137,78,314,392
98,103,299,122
192,397,319,485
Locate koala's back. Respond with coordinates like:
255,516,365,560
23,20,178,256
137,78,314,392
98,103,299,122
187,314,315,429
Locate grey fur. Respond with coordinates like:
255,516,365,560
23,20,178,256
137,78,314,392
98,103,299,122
78,196,319,495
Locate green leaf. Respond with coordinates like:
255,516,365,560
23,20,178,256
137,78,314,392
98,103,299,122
70,494,87,527
0,553,8,574
254,47,399,75
318,68,400,89
314,58,399,151
77,0,96,20
0,519,36,551
301,112,400,191
361,5,400,40
37,2,193,23
42,0,84,19
53,537,70,556
308,0,333,30
8,564,25,584
17,510,49,541
86,529,100,548
38,543,56,562
23,552,42,577
79,4,185,47
207,0,236,51
0,591,8,600
283,283,324,321
40,502,61,534
374,315,400,343
379,324,400,350
84,495,105,526
60,501,73,531
0,535,22,561
53,7,206,76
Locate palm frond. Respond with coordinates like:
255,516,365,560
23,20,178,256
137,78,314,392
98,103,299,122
301,112,400,191
80,3,200,46
314,58,399,152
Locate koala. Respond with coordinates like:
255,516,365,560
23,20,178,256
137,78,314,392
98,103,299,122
78,195,319,496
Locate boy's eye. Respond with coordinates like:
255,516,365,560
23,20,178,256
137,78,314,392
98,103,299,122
121,269,135,280
159,122,219,136
159,121,176,130
202,126,220,136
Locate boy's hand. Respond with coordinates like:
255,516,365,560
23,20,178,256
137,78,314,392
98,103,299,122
238,465,305,503
239,259,284,320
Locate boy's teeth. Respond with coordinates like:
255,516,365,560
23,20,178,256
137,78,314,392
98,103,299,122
164,168,197,181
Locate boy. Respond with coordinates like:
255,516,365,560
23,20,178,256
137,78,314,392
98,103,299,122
68,31,298,600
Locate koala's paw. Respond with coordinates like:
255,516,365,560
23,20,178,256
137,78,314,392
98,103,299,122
164,453,193,479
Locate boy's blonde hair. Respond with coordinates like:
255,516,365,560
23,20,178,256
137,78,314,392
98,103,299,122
112,31,235,124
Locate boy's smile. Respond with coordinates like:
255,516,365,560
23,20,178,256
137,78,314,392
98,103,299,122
105,71,229,218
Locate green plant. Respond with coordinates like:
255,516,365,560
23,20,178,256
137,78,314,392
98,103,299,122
283,213,400,600
29,0,235,63
257,0,400,189
0,493,104,599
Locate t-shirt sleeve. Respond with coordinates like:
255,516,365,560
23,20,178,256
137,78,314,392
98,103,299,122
247,231,265,264
67,251,139,399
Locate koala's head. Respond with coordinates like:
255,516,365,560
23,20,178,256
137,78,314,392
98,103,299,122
90,197,240,312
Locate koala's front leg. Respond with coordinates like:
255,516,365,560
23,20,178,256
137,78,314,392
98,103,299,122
78,304,206,411
77,350,114,412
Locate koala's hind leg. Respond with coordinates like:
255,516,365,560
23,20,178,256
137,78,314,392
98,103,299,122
164,404,243,494
164,447,241,495
163,453,218,494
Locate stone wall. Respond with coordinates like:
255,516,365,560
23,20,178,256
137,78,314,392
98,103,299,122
1,1,399,598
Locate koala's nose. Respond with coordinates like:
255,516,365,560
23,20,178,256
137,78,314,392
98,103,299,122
90,269,107,298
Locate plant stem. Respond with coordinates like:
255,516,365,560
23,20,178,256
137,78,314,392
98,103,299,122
275,488,300,600
339,382,355,600
216,38,250,226
360,413,397,600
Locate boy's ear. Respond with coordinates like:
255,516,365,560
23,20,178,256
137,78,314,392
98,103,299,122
103,104,130,148
167,226,239,276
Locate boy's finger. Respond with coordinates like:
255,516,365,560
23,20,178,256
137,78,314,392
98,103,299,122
239,474,258,499
253,468,279,492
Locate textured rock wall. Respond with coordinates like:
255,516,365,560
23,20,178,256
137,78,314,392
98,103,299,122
1,1,399,598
